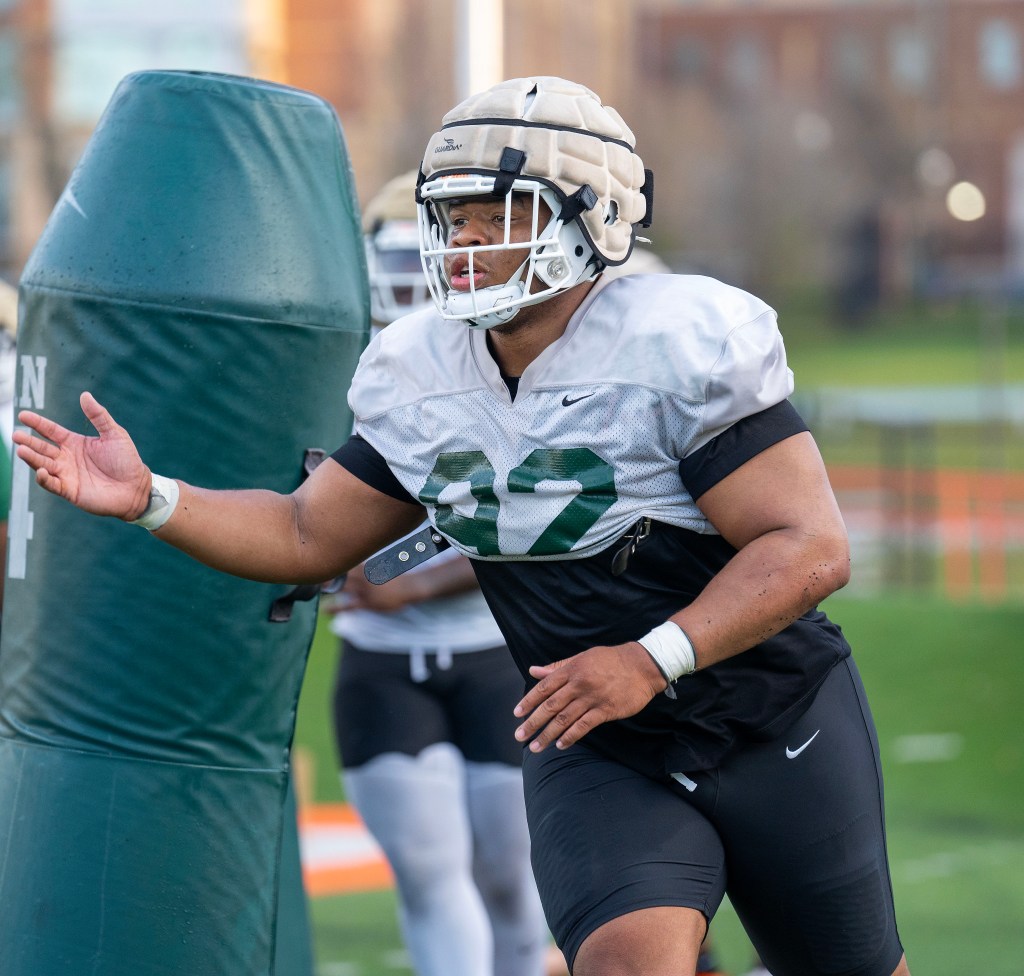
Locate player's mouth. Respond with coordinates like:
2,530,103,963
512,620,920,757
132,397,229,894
448,259,488,292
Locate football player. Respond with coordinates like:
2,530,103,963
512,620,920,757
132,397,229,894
326,170,550,976
16,76,911,976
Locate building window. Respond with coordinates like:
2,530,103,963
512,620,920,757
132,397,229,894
833,29,872,92
888,25,931,94
979,19,1022,91
672,37,711,83
726,34,768,93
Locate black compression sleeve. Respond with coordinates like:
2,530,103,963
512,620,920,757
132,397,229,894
679,400,809,500
331,434,419,505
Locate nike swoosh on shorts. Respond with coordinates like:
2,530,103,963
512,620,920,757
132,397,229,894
785,729,820,759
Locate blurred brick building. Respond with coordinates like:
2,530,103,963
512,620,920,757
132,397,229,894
631,0,1024,306
1,0,1023,309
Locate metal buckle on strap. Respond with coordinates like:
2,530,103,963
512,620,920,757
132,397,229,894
364,525,452,584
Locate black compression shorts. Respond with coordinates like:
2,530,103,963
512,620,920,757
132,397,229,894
333,642,526,769
524,658,905,975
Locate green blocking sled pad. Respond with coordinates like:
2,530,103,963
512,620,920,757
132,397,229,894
0,71,369,974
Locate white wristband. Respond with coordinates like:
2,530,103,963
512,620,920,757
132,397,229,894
130,473,180,531
637,621,696,699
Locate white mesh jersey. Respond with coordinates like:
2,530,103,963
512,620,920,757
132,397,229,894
348,273,793,561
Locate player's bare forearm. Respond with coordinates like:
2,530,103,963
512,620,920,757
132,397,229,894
678,430,850,668
671,521,850,669
335,552,480,612
14,393,425,585
154,463,425,584
407,554,480,600
153,483,325,583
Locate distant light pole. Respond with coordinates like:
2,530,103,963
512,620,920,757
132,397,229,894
455,0,504,101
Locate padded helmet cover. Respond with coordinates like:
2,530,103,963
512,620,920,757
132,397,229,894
420,76,648,265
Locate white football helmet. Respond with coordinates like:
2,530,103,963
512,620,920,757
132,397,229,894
362,170,432,324
417,76,652,329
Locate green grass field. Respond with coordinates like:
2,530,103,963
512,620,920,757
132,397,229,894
294,594,1024,975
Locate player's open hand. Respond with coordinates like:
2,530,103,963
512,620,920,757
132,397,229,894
13,391,153,520
513,642,669,752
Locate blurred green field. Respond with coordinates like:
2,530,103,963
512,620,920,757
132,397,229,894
781,301,1024,388
779,302,1024,472
294,593,1024,975
293,303,1024,974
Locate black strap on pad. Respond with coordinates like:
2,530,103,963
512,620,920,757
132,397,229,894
558,184,599,224
640,168,654,228
492,147,527,199
364,525,452,584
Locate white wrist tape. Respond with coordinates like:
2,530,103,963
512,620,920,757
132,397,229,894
130,473,180,531
637,622,696,699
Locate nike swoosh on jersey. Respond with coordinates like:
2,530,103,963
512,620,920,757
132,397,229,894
561,392,596,406
785,729,820,759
